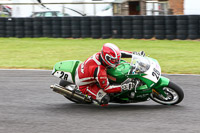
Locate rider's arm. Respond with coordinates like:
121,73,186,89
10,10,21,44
121,50,146,58
94,66,121,93
120,50,132,58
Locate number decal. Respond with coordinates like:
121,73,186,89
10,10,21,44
59,71,68,80
152,68,160,80
59,71,64,78
63,74,68,80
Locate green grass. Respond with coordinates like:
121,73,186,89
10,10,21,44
0,38,199,74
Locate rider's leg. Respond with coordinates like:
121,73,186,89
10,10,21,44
78,84,110,105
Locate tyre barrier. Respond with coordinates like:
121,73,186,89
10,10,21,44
101,16,112,39
81,17,91,38
165,15,176,40
188,15,199,40
71,17,81,38
0,17,6,37
154,16,165,40
176,15,188,40
42,17,52,37
15,18,24,38
122,16,132,39
91,16,101,38
33,17,42,37
132,16,143,39
52,17,62,38
143,16,154,39
24,18,33,37
0,15,200,40
112,16,122,38
6,18,15,37
61,17,71,38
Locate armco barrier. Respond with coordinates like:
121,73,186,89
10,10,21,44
0,15,200,40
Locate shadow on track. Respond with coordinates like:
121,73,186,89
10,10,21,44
42,102,185,114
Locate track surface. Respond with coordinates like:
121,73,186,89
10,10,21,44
0,70,200,133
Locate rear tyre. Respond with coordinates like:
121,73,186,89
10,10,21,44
150,81,184,105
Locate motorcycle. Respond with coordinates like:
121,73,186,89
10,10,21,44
50,54,184,105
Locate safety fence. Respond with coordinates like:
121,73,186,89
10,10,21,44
0,15,199,40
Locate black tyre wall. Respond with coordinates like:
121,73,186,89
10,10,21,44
0,17,6,37
101,16,112,39
91,17,101,38
61,17,71,38
52,17,62,38
71,17,81,38
6,18,15,37
188,15,199,39
176,15,188,40
132,16,143,39
24,18,33,37
154,16,165,39
121,16,132,38
111,16,122,38
42,17,52,37
1,16,200,39
15,18,25,38
165,16,177,40
33,17,43,37
81,17,91,38
143,16,154,39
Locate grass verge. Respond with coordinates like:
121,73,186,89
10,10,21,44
0,38,199,74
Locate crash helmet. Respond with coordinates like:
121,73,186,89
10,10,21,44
100,43,121,68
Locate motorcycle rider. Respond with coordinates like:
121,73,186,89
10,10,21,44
75,43,144,105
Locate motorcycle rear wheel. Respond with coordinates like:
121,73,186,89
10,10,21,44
150,81,184,105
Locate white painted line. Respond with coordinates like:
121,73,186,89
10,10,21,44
163,74,200,76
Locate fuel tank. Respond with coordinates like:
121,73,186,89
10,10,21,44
107,60,130,84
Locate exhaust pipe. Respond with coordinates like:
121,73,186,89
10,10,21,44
50,84,92,103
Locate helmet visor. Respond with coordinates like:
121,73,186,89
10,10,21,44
105,54,120,65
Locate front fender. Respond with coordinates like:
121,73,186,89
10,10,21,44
152,76,170,97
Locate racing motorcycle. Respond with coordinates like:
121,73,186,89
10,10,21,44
50,54,184,105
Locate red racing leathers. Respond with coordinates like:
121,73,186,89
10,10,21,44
75,51,132,103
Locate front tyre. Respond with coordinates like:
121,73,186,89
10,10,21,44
150,81,184,105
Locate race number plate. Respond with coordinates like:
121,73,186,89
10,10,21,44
53,71,74,83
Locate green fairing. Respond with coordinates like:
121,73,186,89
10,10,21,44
107,60,130,83
53,60,82,82
127,74,154,88
107,60,154,88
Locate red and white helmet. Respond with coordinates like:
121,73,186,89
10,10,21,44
100,43,121,68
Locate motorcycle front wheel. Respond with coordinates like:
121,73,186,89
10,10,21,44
150,81,184,105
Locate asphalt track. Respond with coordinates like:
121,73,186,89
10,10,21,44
0,70,200,133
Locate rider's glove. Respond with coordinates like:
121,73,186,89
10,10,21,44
121,82,134,91
133,51,145,57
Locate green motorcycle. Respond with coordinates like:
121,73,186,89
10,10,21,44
50,54,184,105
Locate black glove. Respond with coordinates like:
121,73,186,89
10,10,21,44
133,51,145,57
121,82,134,91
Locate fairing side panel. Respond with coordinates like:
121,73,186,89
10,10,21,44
52,60,82,83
